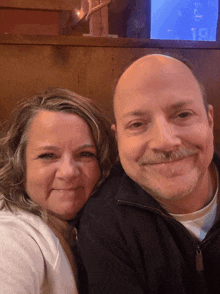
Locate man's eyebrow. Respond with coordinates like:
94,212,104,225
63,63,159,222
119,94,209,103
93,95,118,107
166,100,194,111
121,100,194,119
122,110,148,119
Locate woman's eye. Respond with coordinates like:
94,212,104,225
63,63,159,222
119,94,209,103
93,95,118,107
80,151,97,158
38,153,56,160
130,122,143,128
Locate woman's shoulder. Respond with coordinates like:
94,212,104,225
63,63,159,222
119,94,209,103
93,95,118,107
0,207,46,293
0,207,78,293
0,207,61,267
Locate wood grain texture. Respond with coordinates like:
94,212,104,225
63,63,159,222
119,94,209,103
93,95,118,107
0,41,220,144
0,0,80,11
89,0,108,37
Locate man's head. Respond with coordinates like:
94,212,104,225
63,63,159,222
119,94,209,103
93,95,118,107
112,54,214,213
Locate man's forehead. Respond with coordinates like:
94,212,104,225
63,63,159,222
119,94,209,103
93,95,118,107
118,55,191,86
114,55,200,106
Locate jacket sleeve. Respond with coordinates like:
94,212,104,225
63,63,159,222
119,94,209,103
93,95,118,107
78,202,145,294
0,220,45,294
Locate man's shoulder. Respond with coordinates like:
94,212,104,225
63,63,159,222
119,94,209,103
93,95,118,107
107,162,125,179
79,164,126,221
95,163,125,198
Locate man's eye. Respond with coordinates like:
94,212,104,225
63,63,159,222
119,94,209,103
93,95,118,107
38,153,56,160
178,111,192,119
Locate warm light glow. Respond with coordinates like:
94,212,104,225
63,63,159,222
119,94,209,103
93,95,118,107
77,11,81,16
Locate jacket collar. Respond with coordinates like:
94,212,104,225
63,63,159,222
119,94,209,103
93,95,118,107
115,170,169,215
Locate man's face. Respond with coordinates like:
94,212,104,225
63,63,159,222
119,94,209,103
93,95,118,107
113,56,214,212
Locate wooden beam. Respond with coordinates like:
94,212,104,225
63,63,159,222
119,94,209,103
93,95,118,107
0,0,80,11
89,0,109,37
1,34,219,49
0,33,148,47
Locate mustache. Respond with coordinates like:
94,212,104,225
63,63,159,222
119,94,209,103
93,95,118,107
138,147,198,165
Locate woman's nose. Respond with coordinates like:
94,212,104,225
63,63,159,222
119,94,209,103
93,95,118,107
56,157,80,179
147,118,181,151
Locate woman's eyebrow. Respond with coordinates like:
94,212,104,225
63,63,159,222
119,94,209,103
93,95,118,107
34,144,96,151
34,145,59,151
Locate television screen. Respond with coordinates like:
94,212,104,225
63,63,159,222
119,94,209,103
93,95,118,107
151,0,219,41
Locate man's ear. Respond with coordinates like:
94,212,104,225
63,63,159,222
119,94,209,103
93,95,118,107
111,124,118,141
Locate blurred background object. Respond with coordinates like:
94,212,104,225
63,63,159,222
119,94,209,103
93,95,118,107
151,0,219,41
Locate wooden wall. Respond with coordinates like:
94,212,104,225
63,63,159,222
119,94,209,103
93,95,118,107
1,35,220,144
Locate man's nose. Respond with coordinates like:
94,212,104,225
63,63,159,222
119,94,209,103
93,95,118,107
147,117,181,151
56,157,80,179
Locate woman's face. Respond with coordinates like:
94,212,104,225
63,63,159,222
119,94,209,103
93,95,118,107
25,110,100,220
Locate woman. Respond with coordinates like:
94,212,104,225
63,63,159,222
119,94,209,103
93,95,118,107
0,88,117,293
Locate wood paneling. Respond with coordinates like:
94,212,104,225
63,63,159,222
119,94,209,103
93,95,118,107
0,37,220,144
1,34,220,48
0,0,79,11
0,43,160,122
0,34,149,47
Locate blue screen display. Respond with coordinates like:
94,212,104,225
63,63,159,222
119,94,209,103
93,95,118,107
151,0,219,41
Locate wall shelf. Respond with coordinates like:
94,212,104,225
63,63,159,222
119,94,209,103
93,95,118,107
1,34,220,49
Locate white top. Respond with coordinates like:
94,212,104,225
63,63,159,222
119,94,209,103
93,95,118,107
0,206,78,294
171,167,219,241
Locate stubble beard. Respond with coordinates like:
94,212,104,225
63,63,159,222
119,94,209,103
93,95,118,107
135,146,202,202
137,166,202,205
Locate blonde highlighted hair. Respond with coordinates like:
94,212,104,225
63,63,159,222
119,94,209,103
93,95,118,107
0,88,118,217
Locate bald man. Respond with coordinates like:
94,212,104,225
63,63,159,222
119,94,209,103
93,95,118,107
78,55,220,294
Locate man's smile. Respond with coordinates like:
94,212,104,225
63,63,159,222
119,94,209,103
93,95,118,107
142,155,196,178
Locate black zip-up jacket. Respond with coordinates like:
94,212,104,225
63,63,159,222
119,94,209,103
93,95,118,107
78,154,220,294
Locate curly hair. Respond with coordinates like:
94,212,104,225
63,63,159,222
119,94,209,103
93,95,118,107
0,88,118,217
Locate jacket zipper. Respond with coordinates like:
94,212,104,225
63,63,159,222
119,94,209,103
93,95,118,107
117,199,220,274
196,247,204,272
195,217,220,272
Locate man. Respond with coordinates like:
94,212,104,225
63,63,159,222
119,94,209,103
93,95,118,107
78,54,220,294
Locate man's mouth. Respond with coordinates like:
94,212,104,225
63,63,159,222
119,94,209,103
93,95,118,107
141,155,196,178
138,148,198,166
146,156,190,165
